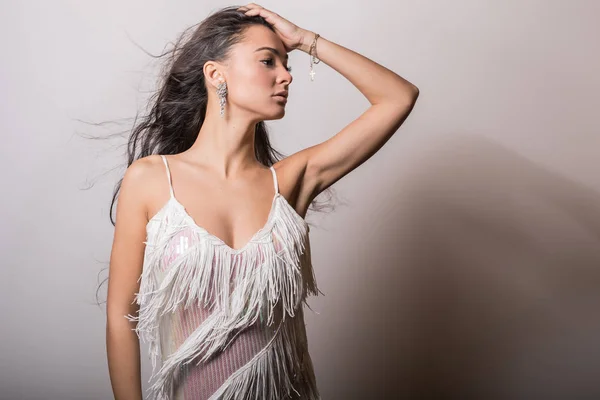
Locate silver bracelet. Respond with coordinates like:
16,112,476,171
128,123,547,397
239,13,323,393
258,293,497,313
309,33,321,81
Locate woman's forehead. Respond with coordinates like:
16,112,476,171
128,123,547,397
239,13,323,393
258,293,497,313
239,25,287,57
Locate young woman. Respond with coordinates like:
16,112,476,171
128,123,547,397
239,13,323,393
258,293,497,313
106,4,419,399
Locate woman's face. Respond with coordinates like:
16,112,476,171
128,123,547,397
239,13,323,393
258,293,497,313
225,25,293,121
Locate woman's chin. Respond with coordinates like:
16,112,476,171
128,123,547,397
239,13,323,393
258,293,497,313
264,108,286,120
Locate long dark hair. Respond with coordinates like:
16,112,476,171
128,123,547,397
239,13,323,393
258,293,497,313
96,6,336,304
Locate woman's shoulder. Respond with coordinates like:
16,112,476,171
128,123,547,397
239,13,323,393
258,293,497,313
122,155,171,216
125,155,166,185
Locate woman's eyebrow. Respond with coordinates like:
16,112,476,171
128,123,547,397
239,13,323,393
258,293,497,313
254,46,289,61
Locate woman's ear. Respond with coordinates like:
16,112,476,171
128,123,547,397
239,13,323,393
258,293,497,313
203,60,226,89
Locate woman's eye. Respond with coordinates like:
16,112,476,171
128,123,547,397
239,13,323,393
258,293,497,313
261,58,292,73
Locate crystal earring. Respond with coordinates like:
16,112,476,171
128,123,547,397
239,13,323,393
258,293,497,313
216,81,227,117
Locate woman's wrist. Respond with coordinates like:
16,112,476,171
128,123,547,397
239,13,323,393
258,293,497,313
297,29,317,54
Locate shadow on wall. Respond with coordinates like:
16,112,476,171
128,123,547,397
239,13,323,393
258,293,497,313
323,133,600,400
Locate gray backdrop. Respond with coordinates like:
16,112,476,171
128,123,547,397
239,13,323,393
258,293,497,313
1,0,599,399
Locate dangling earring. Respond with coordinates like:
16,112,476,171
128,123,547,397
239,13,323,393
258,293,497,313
216,80,227,118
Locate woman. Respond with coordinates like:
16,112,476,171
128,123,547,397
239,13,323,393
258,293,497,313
106,3,419,399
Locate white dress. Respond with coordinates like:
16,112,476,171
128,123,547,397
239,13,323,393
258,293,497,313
126,155,322,399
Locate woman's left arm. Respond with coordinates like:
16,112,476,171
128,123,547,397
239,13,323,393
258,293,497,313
239,4,419,203
296,30,419,197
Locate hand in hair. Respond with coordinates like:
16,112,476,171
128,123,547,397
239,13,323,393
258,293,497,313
238,3,308,53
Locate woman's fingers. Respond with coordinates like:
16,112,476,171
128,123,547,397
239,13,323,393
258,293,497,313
241,3,263,9
243,7,279,25
238,3,262,12
239,3,277,18
236,3,301,51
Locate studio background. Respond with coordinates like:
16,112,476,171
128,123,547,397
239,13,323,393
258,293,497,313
1,1,599,399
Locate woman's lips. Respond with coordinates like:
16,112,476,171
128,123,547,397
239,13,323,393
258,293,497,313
273,95,288,104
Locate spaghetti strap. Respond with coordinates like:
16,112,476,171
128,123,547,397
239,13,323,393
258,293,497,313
269,166,279,195
160,155,175,199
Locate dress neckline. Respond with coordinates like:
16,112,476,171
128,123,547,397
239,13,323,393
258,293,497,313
172,192,280,253
153,154,289,253
146,192,309,254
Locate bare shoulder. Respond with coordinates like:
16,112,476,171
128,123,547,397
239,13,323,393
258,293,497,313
120,154,169,221
272,147,320,218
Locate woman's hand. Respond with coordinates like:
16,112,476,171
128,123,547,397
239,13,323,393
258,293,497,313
237,3,311,53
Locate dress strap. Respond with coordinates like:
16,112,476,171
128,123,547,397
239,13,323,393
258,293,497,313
160,155,175,199
269,165,279,195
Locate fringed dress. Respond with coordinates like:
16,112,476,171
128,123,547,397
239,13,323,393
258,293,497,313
126,155,322,400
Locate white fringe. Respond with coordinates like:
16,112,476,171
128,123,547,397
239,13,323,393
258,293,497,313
208,309,320,400
126,195,321,400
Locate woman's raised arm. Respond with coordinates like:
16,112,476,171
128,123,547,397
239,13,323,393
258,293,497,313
296,30,419,197
240,4,419,203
